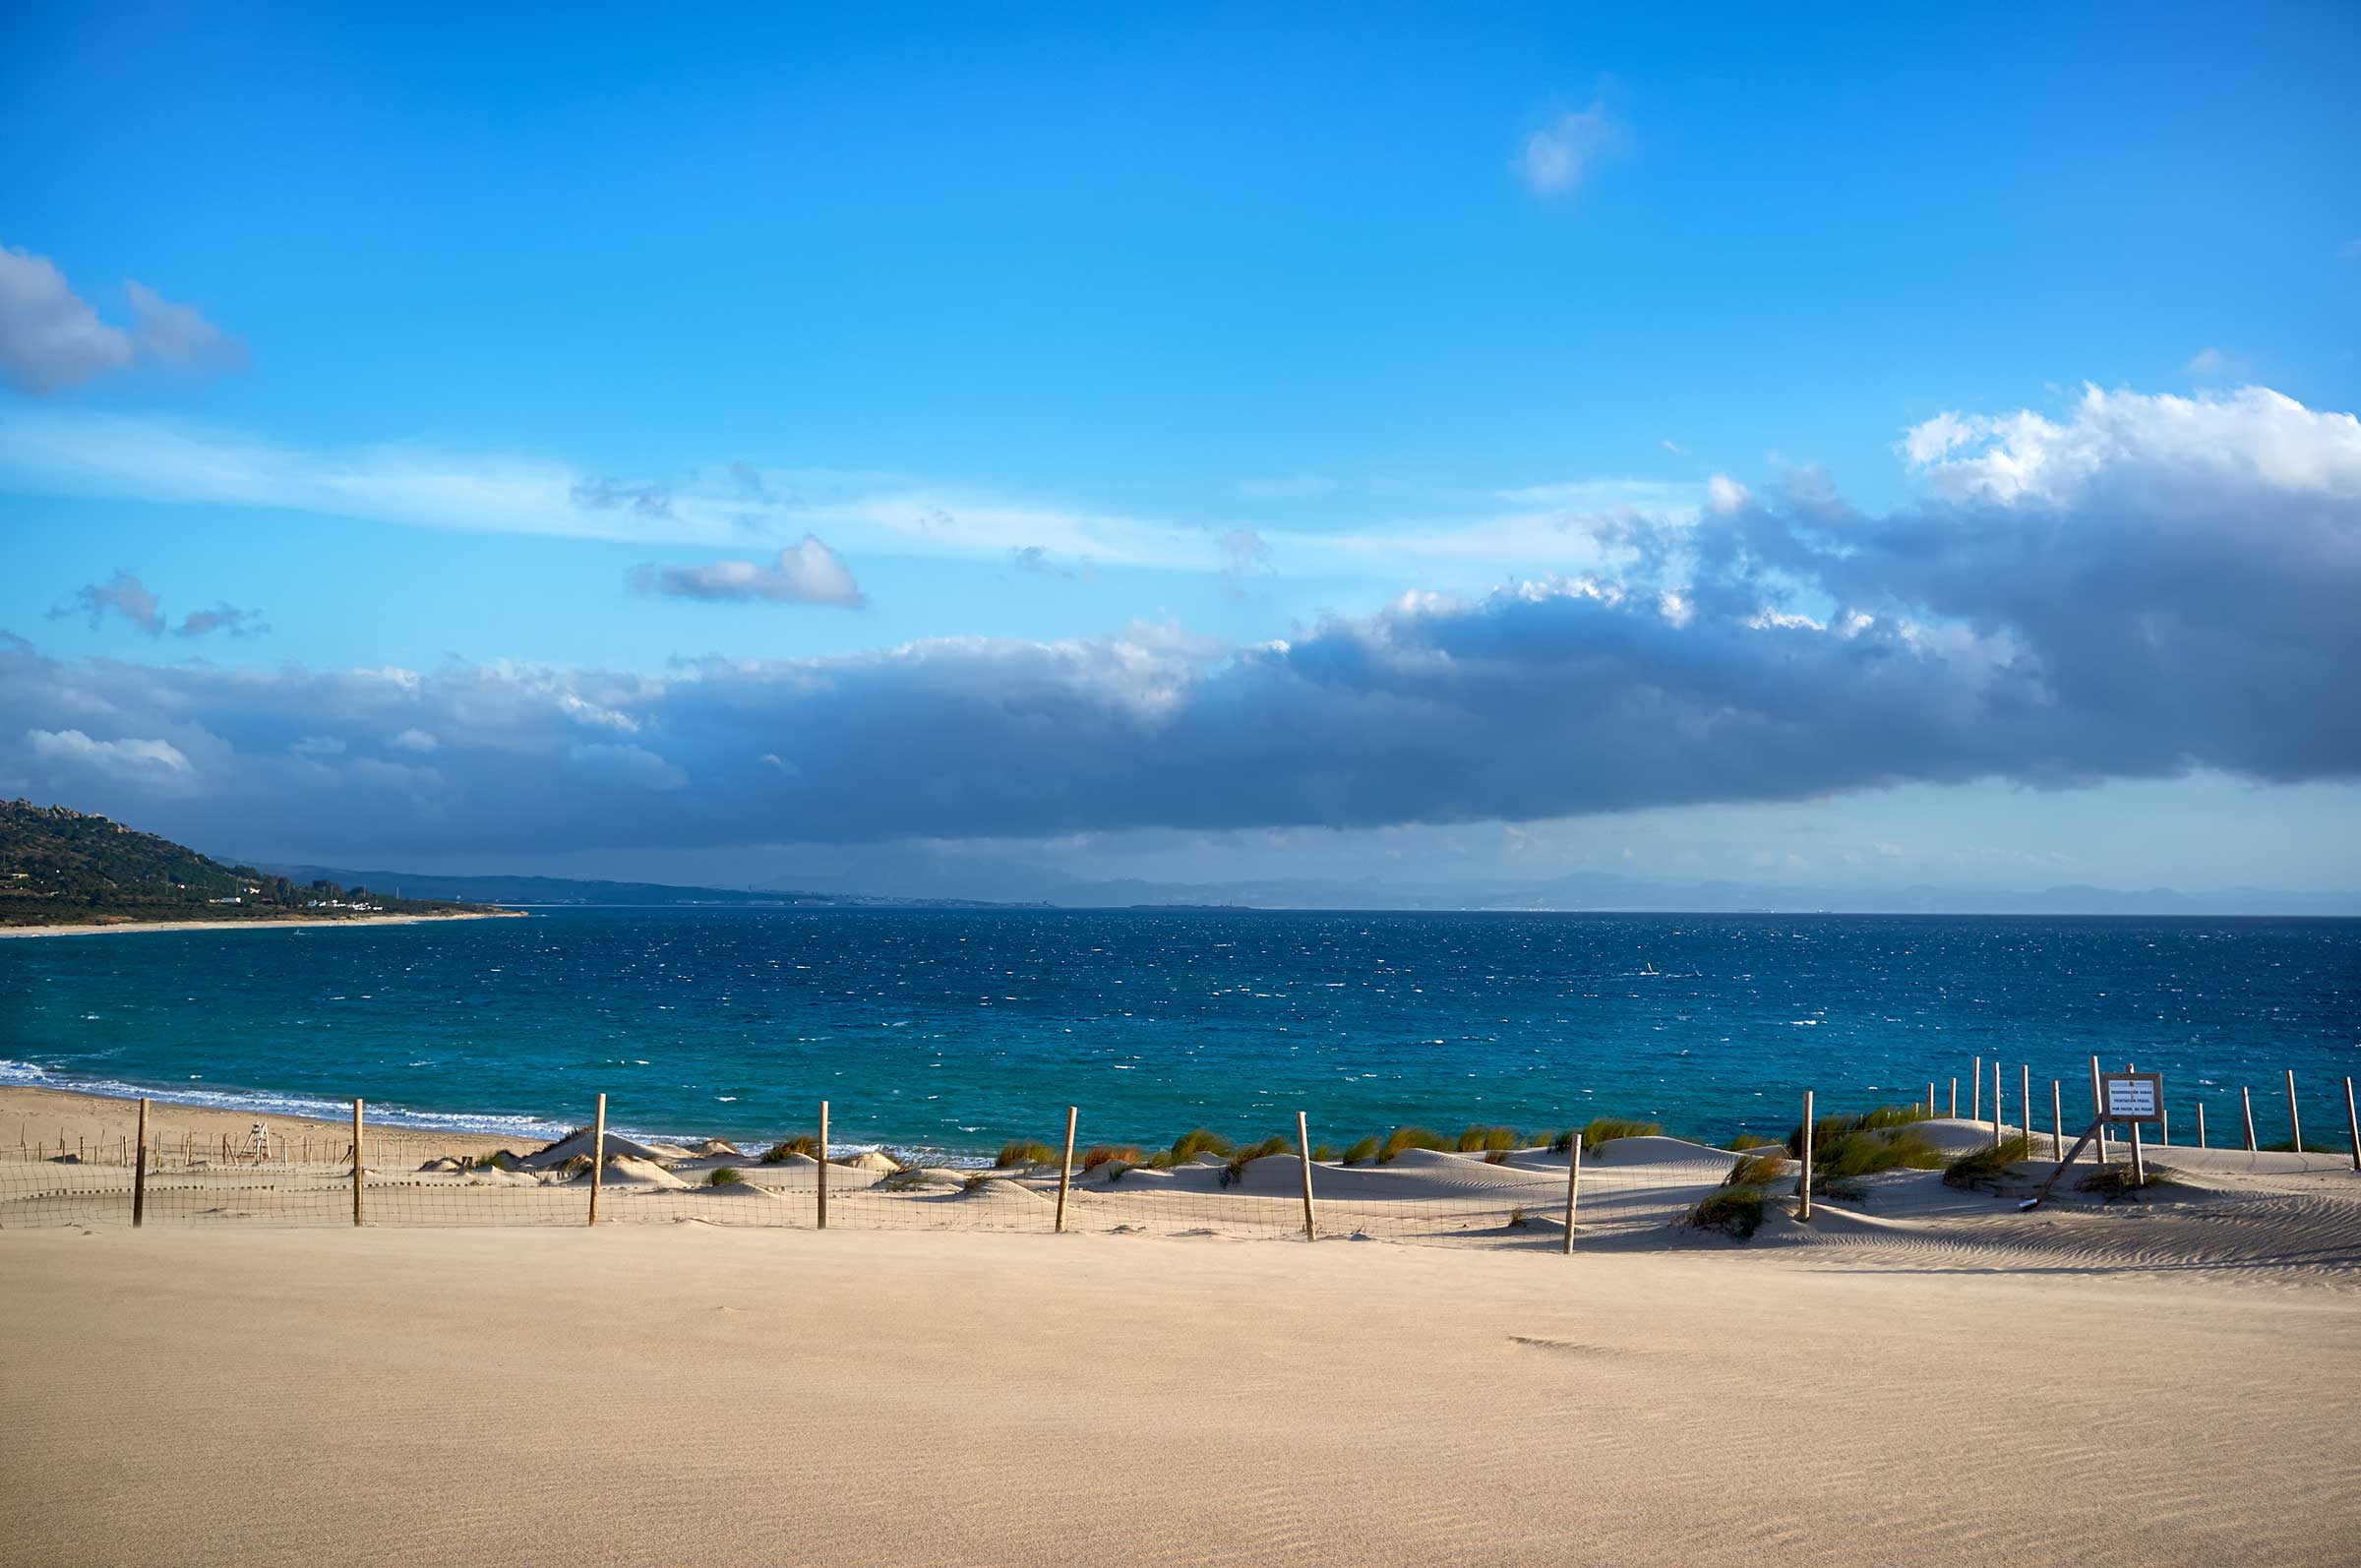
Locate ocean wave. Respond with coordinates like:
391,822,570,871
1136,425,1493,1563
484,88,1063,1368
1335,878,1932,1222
0,1057,988,1160
0,1060,574,1141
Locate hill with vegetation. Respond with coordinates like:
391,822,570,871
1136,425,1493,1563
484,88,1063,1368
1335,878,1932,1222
0,800,474,928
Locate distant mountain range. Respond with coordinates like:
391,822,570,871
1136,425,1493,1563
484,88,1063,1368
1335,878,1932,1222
257,866,1040,911
257,856,2361,917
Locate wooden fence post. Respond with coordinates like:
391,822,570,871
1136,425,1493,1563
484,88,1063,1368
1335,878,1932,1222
1561,1131,1582,1255
1949,1078,1958,1117
2286,1070,2302,1153
1926,1082,1935,1116
2159,1105,2169,1147
2241,1086,2258,1151
587,1094,606,1227
1798,1089,1815,1221
2197,1102,2207,1150
350,1099,365,1228
2020,1064,2031,1147
132,1095,149,1228
817,1100,829,1231
1055,1105,1077,1235
2050,1080,2063,1160
2344,1077,2359,1174
1972,1057,1982,1123
1990,1059,2002,1146
1294,1112,1317,1241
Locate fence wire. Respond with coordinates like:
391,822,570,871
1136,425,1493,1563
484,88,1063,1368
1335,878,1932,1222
7,1068,2350,1244
0,1112,1741,1247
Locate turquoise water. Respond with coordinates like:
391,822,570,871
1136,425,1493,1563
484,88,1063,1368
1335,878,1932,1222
3,909,2356,1158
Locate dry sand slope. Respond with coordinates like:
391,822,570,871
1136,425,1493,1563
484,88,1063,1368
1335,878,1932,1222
3,1225,2357,1568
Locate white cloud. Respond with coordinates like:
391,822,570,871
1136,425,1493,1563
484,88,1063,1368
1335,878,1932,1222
1512,103,1627,199
0,245,242,393
1901,385,2361,507
2187,347,2229,377
632,536,866,607
0,408,1720,582
390,728,441,754
27,728,193,782
1706,474,1749,515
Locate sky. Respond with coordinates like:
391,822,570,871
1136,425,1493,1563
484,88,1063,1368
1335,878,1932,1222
3,2,2360,899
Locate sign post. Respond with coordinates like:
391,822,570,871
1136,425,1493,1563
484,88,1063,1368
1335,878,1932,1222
2023,1071,2162,1211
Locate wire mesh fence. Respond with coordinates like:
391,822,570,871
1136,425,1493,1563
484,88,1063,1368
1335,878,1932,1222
0,1100,1750,1247
7,1063,2354,1243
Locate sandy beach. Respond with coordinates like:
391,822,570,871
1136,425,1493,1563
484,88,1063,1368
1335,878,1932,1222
1,1222,2355,1568
6,1083,2358,1563
0,1085,533,1170
0,909,525,938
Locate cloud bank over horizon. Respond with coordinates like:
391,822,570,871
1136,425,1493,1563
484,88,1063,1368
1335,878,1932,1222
3,384,2354,863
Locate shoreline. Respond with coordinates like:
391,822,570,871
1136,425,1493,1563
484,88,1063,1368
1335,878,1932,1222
0,908,528,939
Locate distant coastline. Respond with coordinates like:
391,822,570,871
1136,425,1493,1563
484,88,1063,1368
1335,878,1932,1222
0,908,527,939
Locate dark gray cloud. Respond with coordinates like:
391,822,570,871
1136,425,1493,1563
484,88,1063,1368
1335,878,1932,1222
45,574,268,641
50,572,164,635
173,604,270,639
0,244,245,393
3,386,2353,857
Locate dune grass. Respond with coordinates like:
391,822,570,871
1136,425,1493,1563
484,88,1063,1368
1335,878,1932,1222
1456,1124,1520,1154
1506,1205,1532,1229
1815,1128,1944,1180
1338,1135,1379,1166
1581,1116,1664,1153
1377,1125,1451,1163
1786,1104,1934,1157
1786,1107,1944,1194
1684,1150,1791,1239
706,1166,744,1187
1943,1134,2032,1192
1220,1135,1295,1186
1079,1144,1140,1173
995,1138,1057,1169
1169,1128,1235,1163
558,1154,592,1178
1722,1132,1783,1152
1685,1186,1766,1236
1309,1143,1338,1162
759,1135,820,1165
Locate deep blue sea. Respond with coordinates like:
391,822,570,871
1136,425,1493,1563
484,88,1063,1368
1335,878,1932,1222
3,909,2356,1158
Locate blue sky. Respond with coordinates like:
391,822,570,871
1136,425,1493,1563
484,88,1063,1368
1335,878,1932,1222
4,3,2360,896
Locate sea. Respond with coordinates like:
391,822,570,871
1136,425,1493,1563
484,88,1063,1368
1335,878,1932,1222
3,909,2356,1160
